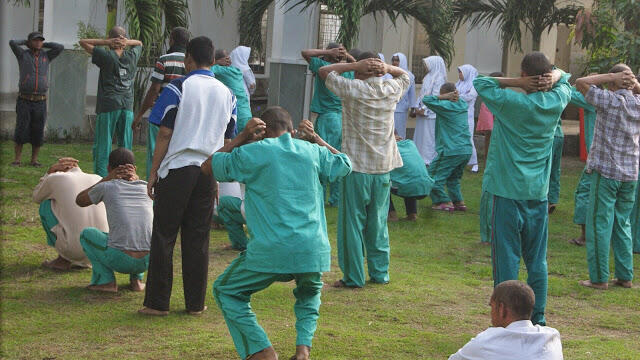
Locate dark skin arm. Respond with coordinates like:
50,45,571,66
493,69,562,93
76,164,138,207
133,82,163,130
575,70,637,95
301,47,349,63
296,120,340,154
147,126,173,199
78,37,142,55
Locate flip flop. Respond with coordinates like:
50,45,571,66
568,238,585,246
431,204,454,212
454,204,467,212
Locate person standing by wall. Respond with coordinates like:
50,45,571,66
9,32,63,167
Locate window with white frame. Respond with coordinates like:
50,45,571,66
248,9,269,74
317,5,341,49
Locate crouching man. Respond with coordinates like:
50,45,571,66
76,148,153,292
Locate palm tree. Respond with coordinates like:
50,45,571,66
215,0,455,65
452,0,582,52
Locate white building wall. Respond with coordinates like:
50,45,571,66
464,22,503,75
188,0,240,54
1,2,37,95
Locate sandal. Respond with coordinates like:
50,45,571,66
454,204,467,212
431,203,454,212
568,238,585,246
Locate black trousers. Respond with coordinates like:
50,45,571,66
14,97,46,146
143,166,214,312
388,189,425,215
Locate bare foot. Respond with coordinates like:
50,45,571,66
87,282,118,293
187,305,207,316
548,204,557,214
568,237,585,246
248,346,278,360
405,213,418,221
613,279,632,288
387,211,398,222
138,307,169,316
332,279,360,289
129,279,145,292
579,280,608,290
289,345,310,360
42,256,72,271
221,244,244,251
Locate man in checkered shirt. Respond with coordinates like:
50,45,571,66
318,51,410,289
575,64,640,290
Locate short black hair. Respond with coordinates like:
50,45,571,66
440,82,457,94
108,26,126,39
261,106,293,133
491,280,535,320
214,49,228,60
326,42,341,50
170,27,190,48
489,71,504,77
609,63,631,73
356,51,377,62
186,36,214,67
108,148,135,169
521,52,552,76
349,48,362,59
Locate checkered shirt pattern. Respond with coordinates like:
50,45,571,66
586,85,640,181
325,71,410,174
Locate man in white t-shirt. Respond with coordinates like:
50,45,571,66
449,280,563,360
140,36,237,316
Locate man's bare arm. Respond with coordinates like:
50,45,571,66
384,64,407,78
297,120,340,154
133,82,163,129
576,70,636,95
147,126,173,199
493,69,562,93
318,59,383,80
76,165,137,207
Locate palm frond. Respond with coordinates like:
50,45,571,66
238,0,273,53
160,0,190,42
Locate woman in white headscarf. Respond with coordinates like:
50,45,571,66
391,52,415,139
412,55,447,165
230,46,256,101
456,64,479,172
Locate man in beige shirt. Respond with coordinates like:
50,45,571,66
319,52,409,288
33,158,108,270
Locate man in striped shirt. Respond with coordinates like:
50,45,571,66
133,27,190,179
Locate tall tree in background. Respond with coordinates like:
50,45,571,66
452,0,582,52
574,0,640,74
216,0,455,65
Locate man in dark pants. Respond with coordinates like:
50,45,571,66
139,36,237,316
9,32,63,167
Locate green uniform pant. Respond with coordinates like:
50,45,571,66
79,227,149,285
479,192,494,243
146,123,159,180
585,171,636,283
213,253,323,359
632,177,640,253
429,153,471,204
316,112,342,206
236,116,251,135
39,200,58,247
573,167,592,225
337,171,390,287
487,192,548,326
218,196,248,250
93,109,133,177
548,136,564,204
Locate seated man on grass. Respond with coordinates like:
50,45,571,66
202,107,352,360
75,148,153,292
33,157,108,270
449,280,563,360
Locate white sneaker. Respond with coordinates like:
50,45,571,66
471,164,479,173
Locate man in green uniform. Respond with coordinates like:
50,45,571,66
569,86,597,246
422,83,472,212
216,195,247,250
212,49,252,133
575,65,640,290
388,135,434,221
547,119,564,214
301,43,355,206
203,107,352,360
79,26,142,177
474,52,572,326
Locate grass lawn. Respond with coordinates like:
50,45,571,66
1,141,639,359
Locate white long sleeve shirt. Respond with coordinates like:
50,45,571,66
448,320,563,360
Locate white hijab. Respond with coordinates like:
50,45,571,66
416,56,447,108
230,46,251,72
456,64,479,99
392,52,415,82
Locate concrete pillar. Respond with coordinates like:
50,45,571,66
267,0,318,125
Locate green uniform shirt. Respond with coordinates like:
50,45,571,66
211,64,252,121
569,86,596,152
308,57,354,114
92,46,142,114
554,118,564,138
212,133,352,273
422,96,472,156
390,140,434,197
474,73,572,200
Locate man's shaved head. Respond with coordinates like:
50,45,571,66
108,26,126,39
609,63,631,73
440,82,457,94
261,106,293,133
215,49,228,60
326,42,341,50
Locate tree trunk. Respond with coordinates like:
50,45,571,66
532,31,542,52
